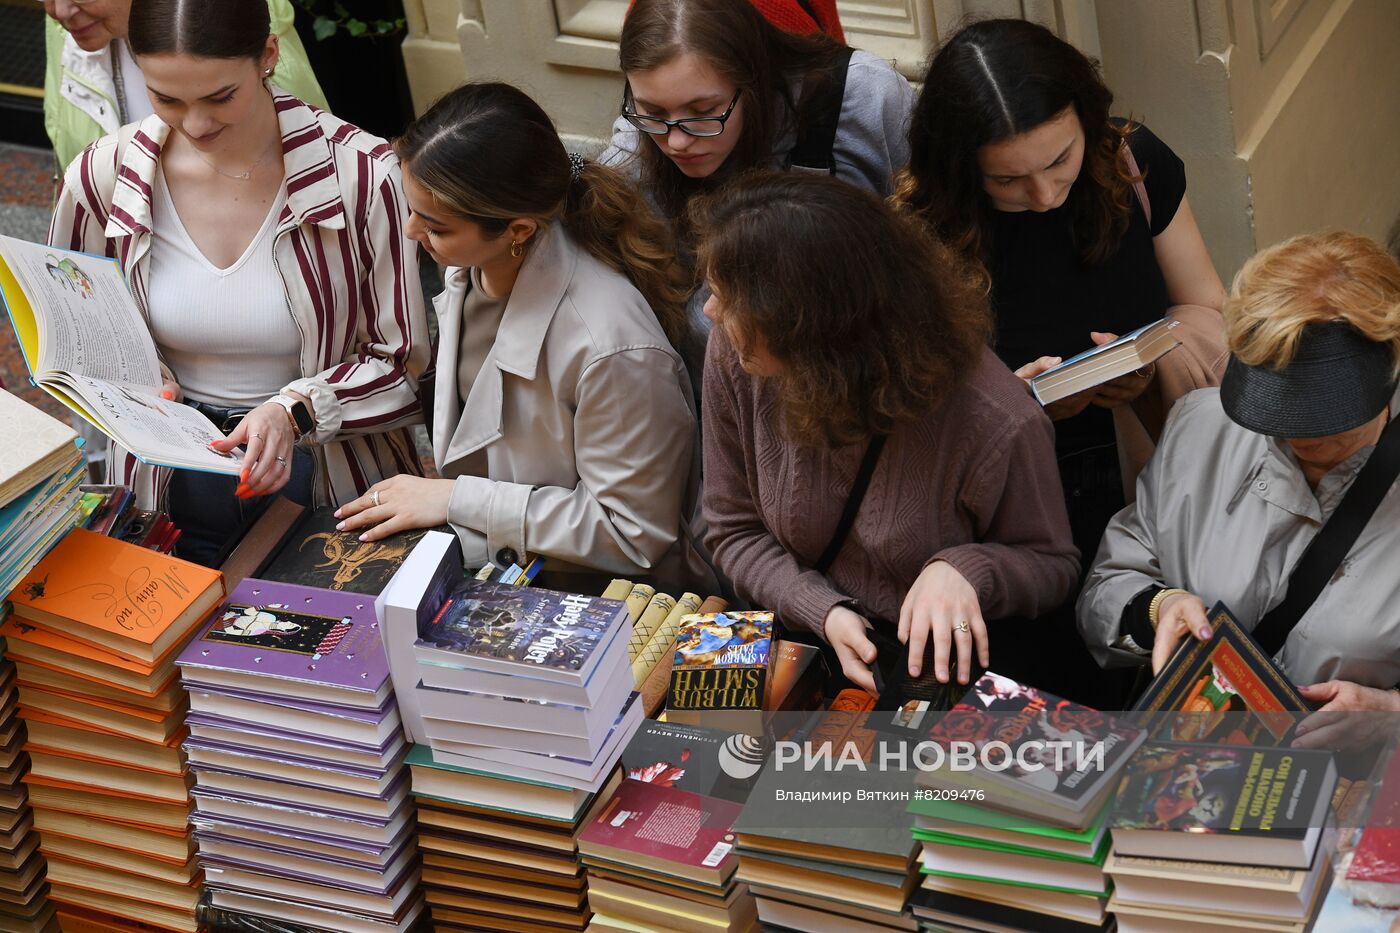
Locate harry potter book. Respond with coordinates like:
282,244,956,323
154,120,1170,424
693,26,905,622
666,611,774,728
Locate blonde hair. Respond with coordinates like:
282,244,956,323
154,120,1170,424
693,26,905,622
1225,230,1400,375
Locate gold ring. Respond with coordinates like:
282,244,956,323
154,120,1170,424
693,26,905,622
954,620,970,633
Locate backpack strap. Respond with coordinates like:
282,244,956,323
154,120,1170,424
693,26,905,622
1251,410,1400,656
788,47,855,176
1121,142,1152,230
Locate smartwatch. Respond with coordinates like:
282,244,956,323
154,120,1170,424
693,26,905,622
271,394,314,439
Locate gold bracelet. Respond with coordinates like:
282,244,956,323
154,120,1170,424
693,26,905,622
1148,588,1190,630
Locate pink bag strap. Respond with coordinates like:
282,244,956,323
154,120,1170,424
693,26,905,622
1121,143,1152,230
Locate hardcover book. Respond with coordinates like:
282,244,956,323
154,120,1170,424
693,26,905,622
1109,741,1336,868
919,671,1144,829
620,721,760,804
576,777,744,885
259,507,449,595
7,528,225,664
1134,602,1310,746
176,578,391,705
415,580,629,686
1345,745,1400,907
1030,318,1181,406
667,611,774,717
0,388,79,510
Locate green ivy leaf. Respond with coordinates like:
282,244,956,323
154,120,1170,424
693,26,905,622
345,17,368,37
312,15,337,40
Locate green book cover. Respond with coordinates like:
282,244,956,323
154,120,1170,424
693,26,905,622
917,867,1111,899
908,796,1108,844
910,829,1109,866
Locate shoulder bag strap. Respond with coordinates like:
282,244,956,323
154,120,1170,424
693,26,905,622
789,47,855,176
1121,142,1152,229
813,434,887,575
1253,410,1400,655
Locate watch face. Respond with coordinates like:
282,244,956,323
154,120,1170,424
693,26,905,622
291,402,314,434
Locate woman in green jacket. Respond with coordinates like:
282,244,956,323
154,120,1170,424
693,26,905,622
42,0,326,170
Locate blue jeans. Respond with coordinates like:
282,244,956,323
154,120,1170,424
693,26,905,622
167,401,314,567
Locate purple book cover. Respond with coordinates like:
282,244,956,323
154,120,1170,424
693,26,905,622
184,683,394,724
183,736,396,780
176,578,389,694
185,712,402,755
191,813,409,855
190,785,407,827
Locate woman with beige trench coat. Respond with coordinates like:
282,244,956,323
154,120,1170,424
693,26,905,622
335,83,715,590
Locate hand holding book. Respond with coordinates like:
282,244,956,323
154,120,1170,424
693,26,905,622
1150,589,1213,673
1018,320,1181,414
1292,679,1400,750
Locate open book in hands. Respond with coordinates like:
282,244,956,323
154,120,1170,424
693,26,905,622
0,235,244,476
1030,318,1182,406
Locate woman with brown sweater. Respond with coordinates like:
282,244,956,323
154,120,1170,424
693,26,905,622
696,173,1078,693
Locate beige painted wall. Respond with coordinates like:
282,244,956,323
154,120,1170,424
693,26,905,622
402,0,1400,276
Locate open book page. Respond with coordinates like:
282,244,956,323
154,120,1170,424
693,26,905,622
0,235,161,389
46,373,244,476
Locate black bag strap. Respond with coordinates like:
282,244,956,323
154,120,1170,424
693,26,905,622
788,46,855,175
1253,411,1400,654
814,434,887,575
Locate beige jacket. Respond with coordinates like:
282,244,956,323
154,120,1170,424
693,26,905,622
432,226,714,588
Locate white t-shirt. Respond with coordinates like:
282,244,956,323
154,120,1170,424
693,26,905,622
146,168,301,409
114,39,156,124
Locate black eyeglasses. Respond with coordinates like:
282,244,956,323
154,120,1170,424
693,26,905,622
622,88,742,138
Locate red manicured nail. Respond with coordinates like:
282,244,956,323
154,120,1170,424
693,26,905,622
161,390,174,400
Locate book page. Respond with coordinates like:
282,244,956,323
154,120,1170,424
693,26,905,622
49,373,243,476
0,235,161,389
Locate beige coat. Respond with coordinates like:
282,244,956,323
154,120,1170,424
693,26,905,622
432,226,714,588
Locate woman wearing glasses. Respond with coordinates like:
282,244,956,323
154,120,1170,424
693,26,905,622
49,0,428,565
601,0,914,377
334,83,717,590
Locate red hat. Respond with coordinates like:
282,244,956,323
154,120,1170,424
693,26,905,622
624,0,845,43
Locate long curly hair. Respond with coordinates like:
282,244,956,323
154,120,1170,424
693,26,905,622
693,172,992,447
893,18,1138,269
395,82,691,354
619,0,845,229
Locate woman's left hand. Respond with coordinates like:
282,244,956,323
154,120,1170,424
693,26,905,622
1292,680,1400,750
211,402,296,498
1086,331,1156,408
898,560,988,685
335,475,456,542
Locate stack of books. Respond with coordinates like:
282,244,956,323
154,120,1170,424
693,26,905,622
0,390,86,612
174,577,422,932
3,530,224,932
0,658,52,933
908,672,1144,933
734,694,920,933
1105,741,1338,932
380,531,642,930
581,720,761,933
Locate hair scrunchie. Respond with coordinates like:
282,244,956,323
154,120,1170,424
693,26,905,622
567,152,587,183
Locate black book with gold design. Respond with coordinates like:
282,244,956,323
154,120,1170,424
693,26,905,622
258,506,450,595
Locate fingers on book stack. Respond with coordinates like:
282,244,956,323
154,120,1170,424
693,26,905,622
908,672,1145,933
173,577,423,933
1104,741,1338,933
0,390,86,616
2,530,225,932
378,532,643,932
735,693,921,933
581,720,762,933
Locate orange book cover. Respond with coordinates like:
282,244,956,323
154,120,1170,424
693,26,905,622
15,671,184,715
19,685,172,725
23,772,195,810
7,529,224,663
11,653,178,699
24,736,188,778
1,614,163,678
21,708,187,748
57,906,188,933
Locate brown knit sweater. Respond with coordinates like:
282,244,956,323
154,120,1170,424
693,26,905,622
702,334,1079,639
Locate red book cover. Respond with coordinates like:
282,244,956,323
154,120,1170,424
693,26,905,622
1347,749,1400,885
576,777,742,878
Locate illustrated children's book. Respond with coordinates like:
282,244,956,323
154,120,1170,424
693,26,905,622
0,234,243,475
667,611,774,718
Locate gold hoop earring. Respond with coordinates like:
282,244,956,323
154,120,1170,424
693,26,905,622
510,241,524,259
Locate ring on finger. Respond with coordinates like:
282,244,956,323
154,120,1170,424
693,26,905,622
954,620,971,633
274,456,287,466
251,433,263,440
370,490,380,507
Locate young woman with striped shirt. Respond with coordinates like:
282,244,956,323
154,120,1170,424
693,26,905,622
48,0,429,565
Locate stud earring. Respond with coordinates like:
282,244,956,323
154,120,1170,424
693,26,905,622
263,68,273,77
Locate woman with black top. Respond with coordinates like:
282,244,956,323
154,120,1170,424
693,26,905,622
895,19,1226,705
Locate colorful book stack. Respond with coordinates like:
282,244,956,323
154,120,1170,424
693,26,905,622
174,577,422,932
0,390,86,614
1105,741,1338,932
2,530,224,932
379,531,642,930
908,671,1145,933
581,720,761,933
735,695,920,933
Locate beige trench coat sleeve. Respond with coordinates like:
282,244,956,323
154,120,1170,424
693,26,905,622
446,346,695,576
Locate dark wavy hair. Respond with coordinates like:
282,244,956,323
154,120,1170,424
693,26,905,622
894,18,1138,269
693,172,992,447
396,83,691,354
620,0,844,227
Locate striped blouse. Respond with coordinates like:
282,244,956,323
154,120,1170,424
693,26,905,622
49,90,430,509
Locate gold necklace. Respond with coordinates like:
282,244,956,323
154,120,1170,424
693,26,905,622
193,136,279,181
